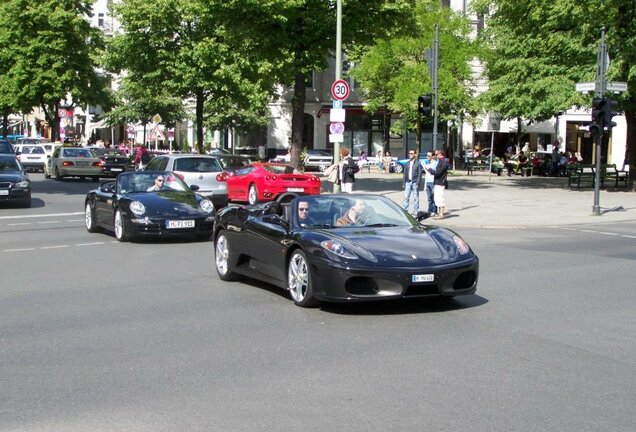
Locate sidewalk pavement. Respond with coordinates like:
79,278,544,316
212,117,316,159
326,169,636,229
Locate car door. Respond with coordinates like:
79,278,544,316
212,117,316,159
245,213,290,282
49,147,61,174
93,181,117,228
228,166,253,201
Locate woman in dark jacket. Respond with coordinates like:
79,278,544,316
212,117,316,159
338,147,359,193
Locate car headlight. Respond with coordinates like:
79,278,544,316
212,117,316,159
129,201,145,216
320,240,357,259
453,235,470,255
199,199,214,213
15,180,30,188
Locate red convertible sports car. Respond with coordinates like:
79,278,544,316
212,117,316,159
226,162,321,205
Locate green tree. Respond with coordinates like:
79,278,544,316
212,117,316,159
220,0,416,168
473,0,636,189
349,0,479,151
105,0,277,154
0,0,110,141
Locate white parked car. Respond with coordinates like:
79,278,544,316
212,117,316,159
14,144,48,172
144,153,228,209
303,149,333,172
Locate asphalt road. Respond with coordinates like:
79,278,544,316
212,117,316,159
1,174,635,432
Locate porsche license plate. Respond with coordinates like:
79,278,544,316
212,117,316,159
287,187,304,192
412,274,434,283
166,220,195,229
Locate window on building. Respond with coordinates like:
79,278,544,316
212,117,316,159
441,0,451,8
98,13,104,28
477,13,485,35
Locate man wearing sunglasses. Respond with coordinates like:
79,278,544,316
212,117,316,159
297,200,313,226
402,150,423,215
147,175,166,192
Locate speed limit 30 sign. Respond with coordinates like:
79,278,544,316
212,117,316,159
331,79,350,101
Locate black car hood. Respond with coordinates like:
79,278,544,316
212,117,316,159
325,225,466,265
125,191,204,217
0,172,27,183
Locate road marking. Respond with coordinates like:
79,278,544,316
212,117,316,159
4,248,35,252
37,220,60,224
76,242,105,246
39,245,70,250
67,219,85,222
621,235,636,239
8,222,31,226
598,232,619,236
0,212,83,220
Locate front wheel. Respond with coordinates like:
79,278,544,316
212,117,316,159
215,231,239,281
248,184,259,205
287,250,319,307
114,209,129,242
394,164,404,174
85,202,100,233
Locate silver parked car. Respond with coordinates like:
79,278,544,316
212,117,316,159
144,153,228,208
45,146,103,182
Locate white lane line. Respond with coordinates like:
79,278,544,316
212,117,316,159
8,222,32,226
579,229,597,233
37,221,60,224
0,212,83,220
598,232,619,236
67,219,85,222
621,235,636,239
76,242,105,246
3,248,35,252
39,245,70,250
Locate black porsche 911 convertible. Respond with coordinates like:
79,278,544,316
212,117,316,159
84,171,216,242
213,193,479,307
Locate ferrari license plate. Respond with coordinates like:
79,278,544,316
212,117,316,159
166,220,195,229
412,274,434,283
287,187,304,192
0,190,8,195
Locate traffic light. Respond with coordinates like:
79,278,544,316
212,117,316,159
589,97,605,136
602,97,618,129
418,94,433,116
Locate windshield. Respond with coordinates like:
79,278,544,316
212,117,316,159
291,194,412,229
262,164,296,174
117,171,191,194
22,146,45,154
0,156,21,171
174,157,222,173
62,148,95,158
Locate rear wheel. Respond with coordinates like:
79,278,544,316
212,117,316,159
287,250,319,308
394,164,404,174
44,168,51,179
215,231,239,281
248,184,259,205
85,202,100,233
114,209,129,242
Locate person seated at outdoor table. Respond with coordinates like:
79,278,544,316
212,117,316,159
516,151,529,176
336,199,366,226
531,154,542,175
147,175,166,191
503,154,514,176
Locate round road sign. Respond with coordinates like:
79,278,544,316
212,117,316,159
331,79,350,101
329,122,345,135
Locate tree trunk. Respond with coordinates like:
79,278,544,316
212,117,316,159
195,89,204,154
290,72,306,170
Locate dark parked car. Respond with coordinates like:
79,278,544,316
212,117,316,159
84,171,216,242
214,193,479,307
0,154,31,207
0,139,14,154
87,147,130,177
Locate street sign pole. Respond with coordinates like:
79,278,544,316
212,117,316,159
333,0,342,193
592,27,608,216
432,23,439,150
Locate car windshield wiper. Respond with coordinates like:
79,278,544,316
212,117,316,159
364,223,399,227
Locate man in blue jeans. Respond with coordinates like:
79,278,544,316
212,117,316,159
423,151,438,215
402,150,423,214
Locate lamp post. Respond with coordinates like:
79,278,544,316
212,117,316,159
332,0,342,193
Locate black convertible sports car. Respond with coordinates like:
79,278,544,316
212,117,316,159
84,171,216,241
214,193,479,307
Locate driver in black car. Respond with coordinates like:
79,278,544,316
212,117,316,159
147,175,165,191
297,200,313,226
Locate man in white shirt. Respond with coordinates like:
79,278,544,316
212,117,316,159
423,152,437,215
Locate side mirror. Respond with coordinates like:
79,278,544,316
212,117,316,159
190,184,200,191
100,182,116,194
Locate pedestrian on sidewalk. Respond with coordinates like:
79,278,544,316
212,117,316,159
402,150,423,214
423,151,437,215
425,150,448,220
338,147,359,193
